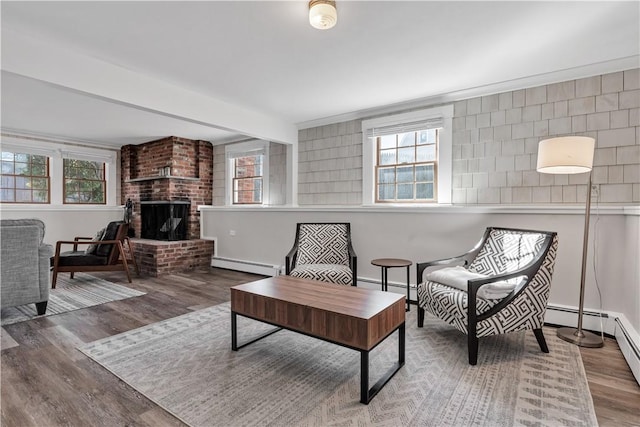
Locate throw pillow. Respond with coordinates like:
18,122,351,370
85,228,106,255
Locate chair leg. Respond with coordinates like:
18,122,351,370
35,301,47,315
52,270,58,289
124,237,140,275
468,334,479,365
533,328,549,353
417,306,425,327
70,272,75,279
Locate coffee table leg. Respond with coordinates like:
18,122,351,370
359,322,406,404
406,265,411,312
231,311,238,351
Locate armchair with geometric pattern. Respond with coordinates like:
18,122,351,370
285,223,357,287
416,227,558,365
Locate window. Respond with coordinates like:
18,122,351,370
225,139,270,206
232,154,263,204
376,129,438,202
0,151,50,203
362,105,453,205
63,158,106,204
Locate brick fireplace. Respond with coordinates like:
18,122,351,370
121,136,214,276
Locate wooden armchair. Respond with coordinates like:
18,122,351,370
51,221,139,288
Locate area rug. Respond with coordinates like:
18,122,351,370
79,303,598,427
1,273,145,326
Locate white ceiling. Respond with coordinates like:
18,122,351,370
1,1,639,148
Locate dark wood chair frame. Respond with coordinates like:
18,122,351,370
416,226,557,365
285,222,358,287
51,223,140,288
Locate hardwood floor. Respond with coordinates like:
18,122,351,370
1,268,639,426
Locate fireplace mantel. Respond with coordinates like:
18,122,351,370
125,176,200,183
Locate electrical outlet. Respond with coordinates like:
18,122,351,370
590,184,599,198
229,230,236,236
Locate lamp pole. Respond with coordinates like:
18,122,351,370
556,173,604,347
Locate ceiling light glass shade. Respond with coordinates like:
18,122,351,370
309,0,337,30
536,136,595,174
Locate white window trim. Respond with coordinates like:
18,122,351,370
225,140,270,206
1,135,117,206
361,105,453,205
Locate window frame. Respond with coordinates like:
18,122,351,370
62,158,107,205
361,105,453,205
0,151,51,203
225,140,270,206
0,135,117,206
232,154,264,205
375,130,439,203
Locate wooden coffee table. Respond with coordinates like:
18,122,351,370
230,275,405,404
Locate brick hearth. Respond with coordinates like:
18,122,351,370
122,136,214,276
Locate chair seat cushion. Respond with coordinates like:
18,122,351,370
417,280,501,335
55,251,109,267
290,264,353,286
424,266,519,299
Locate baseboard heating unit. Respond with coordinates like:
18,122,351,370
211,257,280,276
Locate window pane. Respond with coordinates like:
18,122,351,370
15,176,29,189
1,152,14,161
15,162,29,175
378,184,395,200
379,149,396,165
397,166,413,183
1,176,15,188
379,135,396,149
33,190,48,203
378,167,395,184
1,161,14,174
397,183,414,199
417,183,434,199
416,164,434,181
398,132,415,147
16,190,32,202
397,147,415,163
419,129,437,144
417,145,436,162
0,189,14,202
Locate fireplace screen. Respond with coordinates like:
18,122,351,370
141,201,190,241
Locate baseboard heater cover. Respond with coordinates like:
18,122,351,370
211,257,280,276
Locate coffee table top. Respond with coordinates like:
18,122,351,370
232,275,404,320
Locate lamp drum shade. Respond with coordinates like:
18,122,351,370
309,0,337,30
536,136,595,174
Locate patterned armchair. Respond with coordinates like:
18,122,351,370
417,227,558,365
285,223,357,287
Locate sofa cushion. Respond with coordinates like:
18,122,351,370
85,228,106,255
290,264,352,286
56,251,109,267
296,224,350,266
96,221,123,257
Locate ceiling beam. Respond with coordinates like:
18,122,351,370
1,29,298,145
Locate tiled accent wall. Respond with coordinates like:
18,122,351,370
297,120,363,205
452,68,639,204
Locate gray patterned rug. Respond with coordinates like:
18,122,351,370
1,273,145,326
79,303,598,427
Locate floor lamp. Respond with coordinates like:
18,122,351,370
536,136,604,348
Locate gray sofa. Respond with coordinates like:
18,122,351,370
1,219,54,315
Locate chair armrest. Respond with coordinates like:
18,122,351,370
74,237,94,241
285,245,298,275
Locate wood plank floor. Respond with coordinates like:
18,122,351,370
1,268,638,426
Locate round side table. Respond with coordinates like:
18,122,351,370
371,258,413,311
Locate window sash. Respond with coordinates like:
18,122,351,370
375,130,439,203
0,152,51,203
63,159,106,204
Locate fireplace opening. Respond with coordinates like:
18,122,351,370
140,201,190,241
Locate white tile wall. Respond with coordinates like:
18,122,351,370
213,69,639,206
452,68,639,204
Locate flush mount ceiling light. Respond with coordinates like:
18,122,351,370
309,0,337,30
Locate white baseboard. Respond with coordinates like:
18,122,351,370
210,257,280,277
